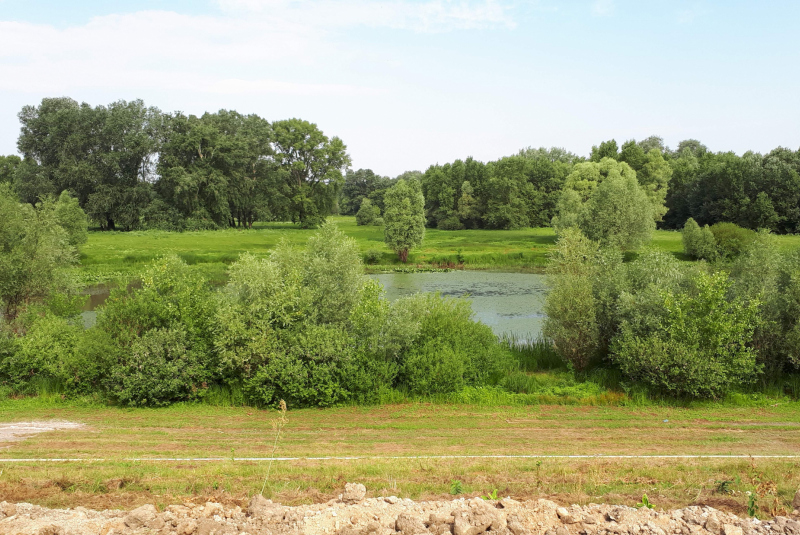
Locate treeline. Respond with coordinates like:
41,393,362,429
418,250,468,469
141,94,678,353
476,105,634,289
343,139,800,234
0,98,349,230
2,97,800,234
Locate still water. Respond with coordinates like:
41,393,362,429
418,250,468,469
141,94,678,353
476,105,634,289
369,271,548,340
82,271,549,339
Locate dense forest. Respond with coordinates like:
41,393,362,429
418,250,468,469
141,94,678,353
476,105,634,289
2,97,800,234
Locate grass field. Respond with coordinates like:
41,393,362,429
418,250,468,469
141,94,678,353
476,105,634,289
1,400,799,514
77,217,800,285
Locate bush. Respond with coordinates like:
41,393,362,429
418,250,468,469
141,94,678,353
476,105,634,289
396,293,513,394
709,222,756,259
612,271,759,398
543,229,603,371
355,198,380,226
682,218,717,261
107,327,210,406
364,249,383,265
437,215,465,230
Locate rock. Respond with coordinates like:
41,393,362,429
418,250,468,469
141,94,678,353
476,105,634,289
397,512,431,534
343,483,368,504
177,519,199,535
429,513,455,525
37,525,64,535
608,508,627,523
724,525,744,535
508,516,530,535
556,527,570,535
203,502,224,518
196,518,226,535
247,494,284,521
386,496,400,504
453,500,507,535
558,508,571,519
705,516,722,535
124,504,160,529
0,501,17,518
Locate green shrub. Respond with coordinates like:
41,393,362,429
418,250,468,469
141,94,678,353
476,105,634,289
355,198,380,226
612,271,759,398
543,229,603,371
396,294,513,394
682,218,717,261
363,249,383,265
0,315,81,394
107,327,210,406
709,222,756,259
437,215,465,230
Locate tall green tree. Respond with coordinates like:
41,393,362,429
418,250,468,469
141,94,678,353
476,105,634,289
553,158,657,249
16,98,162,230
0,185,77,321
272,119,350,228
0,155,21,185
384,179,425,262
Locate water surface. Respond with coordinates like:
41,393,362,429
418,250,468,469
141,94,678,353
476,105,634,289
369,271,548,340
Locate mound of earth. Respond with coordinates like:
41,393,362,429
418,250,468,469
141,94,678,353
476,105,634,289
1,483,799,535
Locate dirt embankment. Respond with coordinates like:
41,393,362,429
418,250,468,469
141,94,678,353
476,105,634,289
1,483,799,535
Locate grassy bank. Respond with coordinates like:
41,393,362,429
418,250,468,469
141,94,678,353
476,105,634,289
1,401,798,513
76,217,800,285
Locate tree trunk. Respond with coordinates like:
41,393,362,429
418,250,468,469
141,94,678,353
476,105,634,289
399,249,409,263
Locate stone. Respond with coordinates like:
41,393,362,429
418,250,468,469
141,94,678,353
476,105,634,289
0,501,17,518
397,513,431,534
124,504,159,529
343,483,367,505
177,519,199,535
556,527,570,535
608,509,627,523
37,525,64,535
508,517,530,535
196,518,226,535
724,525,744,535
705,516,722,535
247,494,284,521
203,502,224,518
386,496,400,504
558,508,571,519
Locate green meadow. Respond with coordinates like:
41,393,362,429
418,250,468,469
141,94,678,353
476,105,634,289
76,216,800,285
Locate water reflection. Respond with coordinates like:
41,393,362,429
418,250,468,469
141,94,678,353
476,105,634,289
369,271,548,340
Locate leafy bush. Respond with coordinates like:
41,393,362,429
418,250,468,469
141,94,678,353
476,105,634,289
709,222,756,259
682,218,717,261
364,249,383,265
437,215,465,230
612,271,759,398
355,198,381,226
543,229,603,371
107,327,209,406
397,293,513,394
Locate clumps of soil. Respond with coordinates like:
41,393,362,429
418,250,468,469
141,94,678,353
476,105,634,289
1,484,799,535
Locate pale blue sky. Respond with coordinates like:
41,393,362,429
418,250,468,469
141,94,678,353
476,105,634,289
0,0,797,175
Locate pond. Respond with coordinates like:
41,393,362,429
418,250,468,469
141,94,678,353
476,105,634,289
81,271,549,339
369,271,548,340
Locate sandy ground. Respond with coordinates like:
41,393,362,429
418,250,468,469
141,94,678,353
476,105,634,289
0,421,84,448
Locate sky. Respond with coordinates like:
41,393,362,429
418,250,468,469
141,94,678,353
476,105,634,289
0,0,798,176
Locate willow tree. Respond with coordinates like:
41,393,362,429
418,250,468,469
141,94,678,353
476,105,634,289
383,179,425,262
